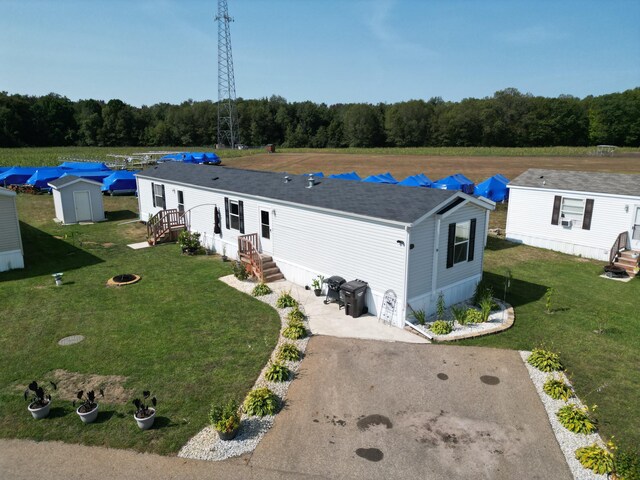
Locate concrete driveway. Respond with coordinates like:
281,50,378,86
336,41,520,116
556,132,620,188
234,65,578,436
247,336,571,479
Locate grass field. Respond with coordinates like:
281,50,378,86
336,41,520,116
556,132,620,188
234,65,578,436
0,195,280,455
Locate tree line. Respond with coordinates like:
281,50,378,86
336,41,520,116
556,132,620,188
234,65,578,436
0,87,638,148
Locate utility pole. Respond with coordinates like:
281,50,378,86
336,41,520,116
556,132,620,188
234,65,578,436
215,0,239,148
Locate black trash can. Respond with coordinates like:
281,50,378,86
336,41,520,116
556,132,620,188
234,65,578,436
340,280,368,318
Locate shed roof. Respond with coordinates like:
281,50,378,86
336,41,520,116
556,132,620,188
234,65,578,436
137,163,486,224
510,169,640,197
0,186,17,197
48,175,103,189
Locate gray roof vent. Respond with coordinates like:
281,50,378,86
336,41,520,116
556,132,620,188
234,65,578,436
306,174,315,189
284,175,291,183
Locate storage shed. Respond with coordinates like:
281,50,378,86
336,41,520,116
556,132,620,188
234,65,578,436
136,163,495,326
48,176,105,224
0,187,24,272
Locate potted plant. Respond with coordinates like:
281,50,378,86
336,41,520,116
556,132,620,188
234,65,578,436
311,275,324,296
74,389,104,424
24,380,57,420
221,244,228,262
209,399,241,440
132,391,157,430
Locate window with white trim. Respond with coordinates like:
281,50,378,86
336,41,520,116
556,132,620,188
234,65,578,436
453,221,470,264
560,197,585,227
152,183,165,209
229,200,240,230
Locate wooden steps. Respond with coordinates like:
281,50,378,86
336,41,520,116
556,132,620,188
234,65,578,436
237,234,284,282
260,255,284,282
613,250,640,278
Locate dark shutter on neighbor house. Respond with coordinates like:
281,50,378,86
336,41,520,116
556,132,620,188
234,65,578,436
446,223,456,269
224,197,230,229
582,199,594,230
160,185,166,209
151,182,156,208
214,206,221,234
468,218,477,262
239,200,245,234
551,195,562,225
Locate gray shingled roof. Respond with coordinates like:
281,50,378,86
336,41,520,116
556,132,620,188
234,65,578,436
510,169,640,197
48,175,102,188
137,162,461,224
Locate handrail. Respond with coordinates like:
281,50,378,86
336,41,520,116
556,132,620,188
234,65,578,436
146,209,186,244
609,231,629,265
238,233,264,281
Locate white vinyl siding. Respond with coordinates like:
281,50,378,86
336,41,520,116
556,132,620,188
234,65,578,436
0,192,24,271
406,217,436,298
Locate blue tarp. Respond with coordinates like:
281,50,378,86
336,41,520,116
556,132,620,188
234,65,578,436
432,173,475,194
306,172,324,177
102,170,139,194
60,170,112,183
26,168,69,188
362,172,399,184
159,152,221,165
328,171,361,181
398,173,433,187
0,167,38,186
493,173,509,185
0,167,10,175
59,161,111,171
474,175,510,202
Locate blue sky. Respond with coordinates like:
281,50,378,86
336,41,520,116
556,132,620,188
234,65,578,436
1,0,638,106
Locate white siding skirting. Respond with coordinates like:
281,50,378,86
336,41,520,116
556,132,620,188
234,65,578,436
0,249,24,272
407,273,482,317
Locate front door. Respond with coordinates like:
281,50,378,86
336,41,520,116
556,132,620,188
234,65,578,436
73,191,92,222
632,206,640,250
259,208,272,254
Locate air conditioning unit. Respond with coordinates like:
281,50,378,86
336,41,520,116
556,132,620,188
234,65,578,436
561,220,571,228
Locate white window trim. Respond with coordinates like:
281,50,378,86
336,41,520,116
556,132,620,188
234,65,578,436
560,197,585,227
453,220,470,264
153,184,165,209
229,199,240,231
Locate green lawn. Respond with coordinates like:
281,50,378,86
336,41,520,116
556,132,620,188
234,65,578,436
0,195,280,455
459,236,640,452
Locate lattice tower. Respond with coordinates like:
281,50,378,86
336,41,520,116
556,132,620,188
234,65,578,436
215,0,239,148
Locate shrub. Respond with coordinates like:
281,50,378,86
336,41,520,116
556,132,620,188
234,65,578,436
409,307,427,326
277,343,300,362
282,320,307,340
545,287,556,314
543,377,573,401
252,283,272,297
287,306,305,322
436,292,446,320
575,442,615,475
209,399,240,433
178,230,201,254
464,308,483,324
265,362,290,382
232,261,249,280
527,348,563,372
615,448,640,480
479,296,495,322
473,280,493,306
557,404,598,434
429,320,453,335
243,387,278,416
275,291,298,309
450,305,467,325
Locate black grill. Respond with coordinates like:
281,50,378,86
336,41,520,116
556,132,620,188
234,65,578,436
323,276,346,305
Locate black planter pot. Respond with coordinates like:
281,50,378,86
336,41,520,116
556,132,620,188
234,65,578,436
314,289,322,297
217,425,240,441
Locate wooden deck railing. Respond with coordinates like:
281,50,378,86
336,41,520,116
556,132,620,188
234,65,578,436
238,233,264,281
147,209,187,245
609,231,629,265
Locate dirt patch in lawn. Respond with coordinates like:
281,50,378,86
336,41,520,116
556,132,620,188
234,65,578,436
47,370,133,404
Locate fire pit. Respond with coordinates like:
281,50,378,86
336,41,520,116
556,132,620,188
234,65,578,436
603,265,626,278
107,274,141,286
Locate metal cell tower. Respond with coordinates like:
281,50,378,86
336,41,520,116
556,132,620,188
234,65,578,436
215,0,239,148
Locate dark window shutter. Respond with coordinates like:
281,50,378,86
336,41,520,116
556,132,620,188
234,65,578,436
160,185,166,209
582,199,594,230
151,182,156,208
214,206,221,234
551,195,562,225
239,200,245,234
224,197,230,229
446,223,456,269
468,218,477,262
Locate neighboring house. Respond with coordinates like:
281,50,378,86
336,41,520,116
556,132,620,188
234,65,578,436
48,176,105,224
137,163,495,327
0,187,24,272
506,169,640,261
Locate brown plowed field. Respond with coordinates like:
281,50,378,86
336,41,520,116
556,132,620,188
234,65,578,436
226,152,640,182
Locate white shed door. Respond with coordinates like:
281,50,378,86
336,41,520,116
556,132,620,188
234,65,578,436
73,191,92,222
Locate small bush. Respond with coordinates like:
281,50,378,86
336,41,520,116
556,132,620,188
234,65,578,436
265,362,290,382
287,306,305,322
275,291,298,309
429,320,453,335
209,399,240,433
464,308,483,324
557,404,598,434
409,307,427,326
252,282,272,297
178,230,202,254
473,280,493,306
450,305,467,325
436,292,446,319
575,442,615,475
543,377,573,401
243,387,278,417
479,296,495,322
282,320,307,340
277,343,300,362
527,348,563,372
232,261,249,280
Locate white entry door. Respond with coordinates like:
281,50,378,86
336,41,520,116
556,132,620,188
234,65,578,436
632,206,640,250
73,191,92,222
259,208,272,254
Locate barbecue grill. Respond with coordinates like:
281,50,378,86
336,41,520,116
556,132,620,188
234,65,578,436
604,264,627,278
324,276,346,305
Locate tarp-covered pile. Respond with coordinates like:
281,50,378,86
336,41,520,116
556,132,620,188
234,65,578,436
432,174,475,194
362,172,399,184
398,173,432,188
160,152,221,165
102,170,139,195
328,171,361,181
474,174,509,201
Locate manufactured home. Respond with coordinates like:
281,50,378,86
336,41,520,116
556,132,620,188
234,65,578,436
0,187,24,272
48,176,105,225
506,169,640,263
136,163,495,326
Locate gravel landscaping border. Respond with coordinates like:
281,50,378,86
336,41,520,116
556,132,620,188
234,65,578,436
178,275,310,461
519,351,608,480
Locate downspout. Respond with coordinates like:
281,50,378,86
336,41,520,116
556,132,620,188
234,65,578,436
401,224,411,327
431,215,442,301
485,209,490,247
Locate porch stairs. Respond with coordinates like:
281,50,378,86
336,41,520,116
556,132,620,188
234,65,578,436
238,233,284,283
610,231,639,278
147,209,186,245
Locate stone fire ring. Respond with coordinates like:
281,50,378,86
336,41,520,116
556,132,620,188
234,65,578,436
107,274,141,287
